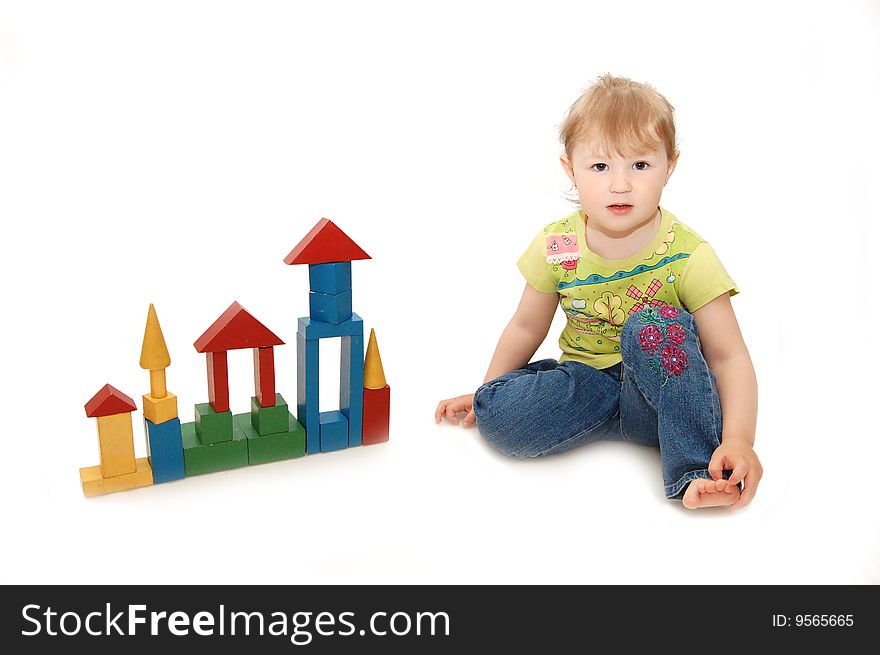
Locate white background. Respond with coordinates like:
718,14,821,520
1,0,878,584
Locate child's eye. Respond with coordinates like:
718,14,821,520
590,163,608,172
634,161,650,170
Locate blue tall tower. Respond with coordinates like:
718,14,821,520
284,219,371,454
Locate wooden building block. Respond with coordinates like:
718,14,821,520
144,417,186,484
234,412,306,466
80,458,153,497
140,304,171,371
297,333,320,455
319,411,349,452
142,392,178,425
362,385,390,445
96,413,137,478
340,332,364,447
181,420,248,476
364,328,387,390
308,289,353,325
283,218,371,265
206,351,230,414
194,402,233,444
194,301,285,353
253,346,276,408
140,303,171,399
250,393,289,436
297,313,363,340
308,262,352,294
85,384,137,418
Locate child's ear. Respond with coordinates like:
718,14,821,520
665,151,680,184
560,154,575,185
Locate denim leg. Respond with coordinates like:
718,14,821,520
473,359,621,458
620,305,731,500
619,364,659,447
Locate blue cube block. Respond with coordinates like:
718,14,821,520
319,410,349,452
144,417,186,483
309,262,352,294
309,289,352,325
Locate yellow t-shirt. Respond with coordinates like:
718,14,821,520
517,206,739,370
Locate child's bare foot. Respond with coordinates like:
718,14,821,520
681,477,740,510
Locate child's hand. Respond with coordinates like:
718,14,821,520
435,394,477,428
708,438,763,510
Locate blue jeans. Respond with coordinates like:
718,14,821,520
473,305,738,500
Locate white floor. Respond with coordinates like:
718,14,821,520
5,354,878,584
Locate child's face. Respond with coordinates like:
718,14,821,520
560,137,678,233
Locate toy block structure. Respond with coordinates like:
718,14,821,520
80,384,153,496
140,304,185,483
285,219,371,454
193,301,285,413
80,217,389,497
362,329,390,445
185,301,304,474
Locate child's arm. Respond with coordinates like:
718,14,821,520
692,293,763,509
481,282,560,383
435,282,558,426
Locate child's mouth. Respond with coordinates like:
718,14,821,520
607,204,633,214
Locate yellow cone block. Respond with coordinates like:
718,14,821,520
142,392,179,424
141,304,175,405
96,413,137,478
80,458,153,497
140,304,171,372
364,328,387,390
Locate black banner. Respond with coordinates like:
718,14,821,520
2,585,876,651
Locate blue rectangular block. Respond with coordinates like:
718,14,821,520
340,331,365,447
298,313,363,340
309,289,352,324
297,333,321,455
144,417,186,484
319,410,349,452
309,262,352,294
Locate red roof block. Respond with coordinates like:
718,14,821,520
85,384,137,418
194,301,284,353
283,218,371,265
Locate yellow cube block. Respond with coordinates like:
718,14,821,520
80,457,153,497
143,392,178,424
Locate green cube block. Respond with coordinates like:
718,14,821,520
250,393,290,436
235,412,306,466
181,420,248,476
194,402,233,445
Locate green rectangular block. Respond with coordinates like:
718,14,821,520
234,412,306,466
181,420,248,476
250,393,290,436
194,402,233,445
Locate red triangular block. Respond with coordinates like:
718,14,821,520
283,218,371,265
85,384,137,418
194,301,285,353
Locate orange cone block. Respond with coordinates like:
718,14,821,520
362,329,390,445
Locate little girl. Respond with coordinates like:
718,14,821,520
435,74,762,510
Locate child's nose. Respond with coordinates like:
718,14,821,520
609,173,632,193
611,177,632,193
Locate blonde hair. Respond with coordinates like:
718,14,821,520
559,73,679,184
